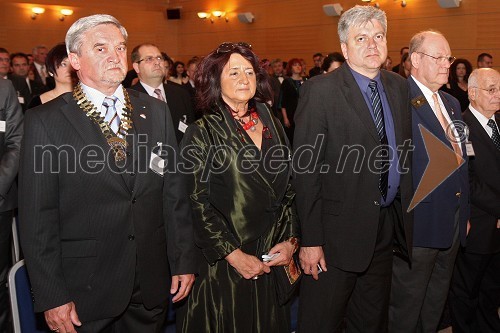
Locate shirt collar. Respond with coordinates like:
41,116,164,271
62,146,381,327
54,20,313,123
140,81,165,98
348,66,384,93
410,75,437,102
469,104,497,132
79,82,125,117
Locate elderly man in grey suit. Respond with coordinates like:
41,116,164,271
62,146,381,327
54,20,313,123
294,5,413,333
19,14,196,333
0,78,23,333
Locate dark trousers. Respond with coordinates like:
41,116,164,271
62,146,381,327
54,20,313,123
389,211,460,333
449,249,500,333
0,211,13,333
298,203,396,333
76,268,167,333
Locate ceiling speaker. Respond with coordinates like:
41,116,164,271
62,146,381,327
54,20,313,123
166,9,181,20
437,0,461,8
237,12,254,24
323,4,343,17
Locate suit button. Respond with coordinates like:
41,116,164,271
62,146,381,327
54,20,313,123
132,198,136,203
374,200,380,206
126,151,131,157
128,235,135,241
455,192,461,198
130,172,136,176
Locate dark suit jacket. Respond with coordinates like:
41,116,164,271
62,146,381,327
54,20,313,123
409,76,469,249
19,89,196,322
462,110,500,254
7,74,47,112
293,64,414,272
32,64,55,90
0,79,23,212
131,82,195,143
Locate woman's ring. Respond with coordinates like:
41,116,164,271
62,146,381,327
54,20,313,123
52,328,59,332
252,275,259,280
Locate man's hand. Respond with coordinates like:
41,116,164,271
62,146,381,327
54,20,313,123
497,219,500,229
226,249,271,279
299,246,327,280
171,274,195,303
467,220,471,235
44,302,81,333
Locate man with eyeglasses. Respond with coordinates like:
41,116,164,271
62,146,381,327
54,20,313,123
389,30,470,333
448,68,500,333
130,43,195,143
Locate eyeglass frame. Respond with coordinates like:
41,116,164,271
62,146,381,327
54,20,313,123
470,86,500,96
216,42,252,54
416,51,456,65
136,56,164,64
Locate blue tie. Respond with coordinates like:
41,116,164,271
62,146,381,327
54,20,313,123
103,96,120,134
368,80,389,200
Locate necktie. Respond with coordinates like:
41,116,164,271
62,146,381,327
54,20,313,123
103,96,120,134
154,88,165,102
487,119,500,150
368,80,388,199
40,65,47,85
432,93,462,164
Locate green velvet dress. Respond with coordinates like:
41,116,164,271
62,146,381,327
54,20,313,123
177,101,298,333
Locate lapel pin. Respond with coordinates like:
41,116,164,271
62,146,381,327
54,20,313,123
140,114,146,119
411,95,427,108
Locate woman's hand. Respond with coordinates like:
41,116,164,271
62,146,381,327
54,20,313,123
225,249,270,279
264,240,295,267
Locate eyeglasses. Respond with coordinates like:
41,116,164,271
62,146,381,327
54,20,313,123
416,52,456,65
216,42,252,54
471,86,499,95
136,56,163,64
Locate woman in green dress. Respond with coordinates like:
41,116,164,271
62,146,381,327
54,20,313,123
177,42,299,332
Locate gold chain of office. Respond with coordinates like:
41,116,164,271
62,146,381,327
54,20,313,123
73,83,133,162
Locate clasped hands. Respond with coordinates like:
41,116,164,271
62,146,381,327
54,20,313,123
226,240,295,280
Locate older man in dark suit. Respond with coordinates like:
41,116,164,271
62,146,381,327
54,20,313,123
294,5,413,332
19,15,196,333
389,31,470,333
130,43,195,144
0,78,23,333
449,68,500,333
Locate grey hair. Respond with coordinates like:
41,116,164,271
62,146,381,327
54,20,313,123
409,30,443,55
65,14,128,55
338,5,387,44
32,45,47,54
467,69,479,89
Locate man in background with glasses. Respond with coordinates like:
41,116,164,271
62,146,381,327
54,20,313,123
449,68,500,333
389,30,470,333
130,43,195,143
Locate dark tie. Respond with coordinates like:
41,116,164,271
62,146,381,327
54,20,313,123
154,88,165,102
103,96,120,134
487,119,500,150
368,80,388,199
